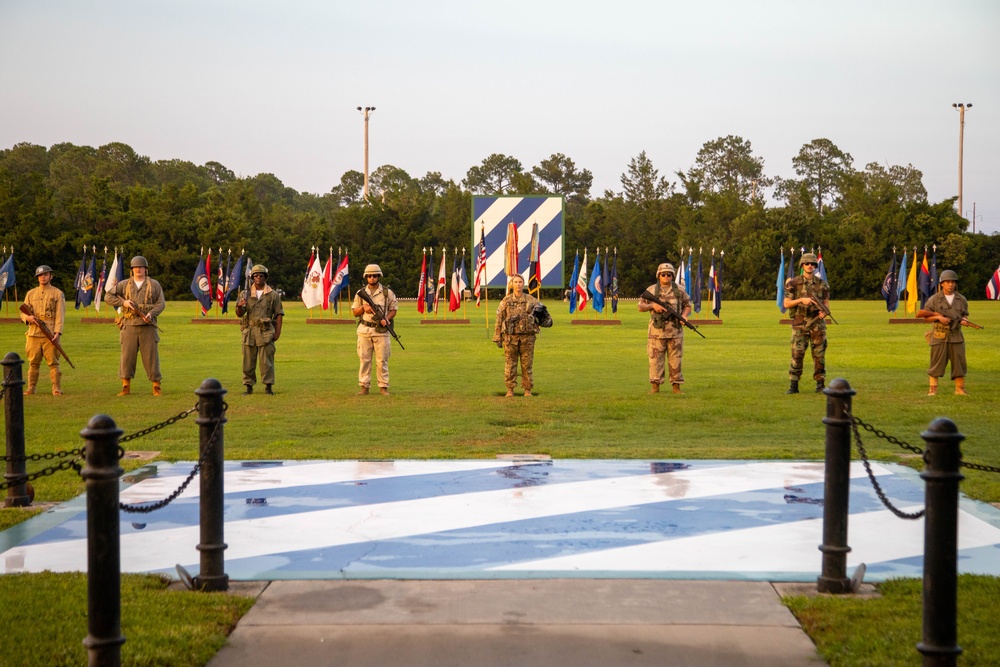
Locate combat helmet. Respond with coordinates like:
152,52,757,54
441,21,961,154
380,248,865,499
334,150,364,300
799,253,818,266
250,264,268,277
130,256,149,268
939,269,958,282
34,265,54,276
656,263,675,276
363,264,383,277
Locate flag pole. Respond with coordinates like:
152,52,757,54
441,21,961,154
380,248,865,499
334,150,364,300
462,247,468,321
196,247,203,317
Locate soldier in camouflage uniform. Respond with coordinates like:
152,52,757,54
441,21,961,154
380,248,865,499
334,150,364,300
235,264,284,395
352,264,398,395
916,269,971,396
493,274,547,397
638,263,692,394
783,252,831,394
20,265,66,396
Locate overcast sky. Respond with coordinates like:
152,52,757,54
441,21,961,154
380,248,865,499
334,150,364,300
2,0,998,234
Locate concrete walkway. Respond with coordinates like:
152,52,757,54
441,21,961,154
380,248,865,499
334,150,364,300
208,579,827,667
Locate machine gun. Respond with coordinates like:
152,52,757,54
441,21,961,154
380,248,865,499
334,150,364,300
19,304,76,369
639,290,705,339
356,287,404,349
808,295,838,325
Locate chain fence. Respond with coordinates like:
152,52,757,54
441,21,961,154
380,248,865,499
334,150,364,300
1,402,228,516
845,410,1000,521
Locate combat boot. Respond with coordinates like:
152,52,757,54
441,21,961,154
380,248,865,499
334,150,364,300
117,379,131,396
243,385,253,395
152,381,162,396
786,380,799,395
358,386,369,395
955,377,968,395
815,380,825,393
649,383,659,394
24,369,39,395
23,386,36,396
265,384,274,395
505,389,514,397
379,387,390,396
927,377,938,396
672,383,683,394
524,389,532,397
50,368,63,396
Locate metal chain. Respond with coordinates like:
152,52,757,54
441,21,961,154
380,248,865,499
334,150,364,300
0,457,83,491
845,410,925,520
961,460,1000,474
119,405,199,444
3,447,85,463
0,386,5,401
119,402,228,514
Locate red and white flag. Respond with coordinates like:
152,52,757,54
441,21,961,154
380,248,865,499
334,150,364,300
321,249,334,311
574,248,589,311
449,255,461,312
434,247,447,314
987,264,1000,300
301,247,324,310
474,227,487,306
417,250,428,313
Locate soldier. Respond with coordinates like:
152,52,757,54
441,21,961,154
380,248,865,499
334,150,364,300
352,264,398,395
638,263,692,394
104,256,166,396
783,252,831,394
235,264,284,395
916,269,971,396
493,274,550,397
20,265,67,396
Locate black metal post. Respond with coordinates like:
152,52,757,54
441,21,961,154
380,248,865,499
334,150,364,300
194,378,228,592
3,352,31,507
817,377,855,593
80,414,125,667
917,418,964,666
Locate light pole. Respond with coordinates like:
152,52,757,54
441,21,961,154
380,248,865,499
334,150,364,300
952,103,972,218
357,106,375,201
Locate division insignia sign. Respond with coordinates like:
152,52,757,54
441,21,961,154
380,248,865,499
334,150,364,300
471,195,565,288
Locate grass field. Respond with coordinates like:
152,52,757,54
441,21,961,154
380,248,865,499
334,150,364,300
2,296,998,666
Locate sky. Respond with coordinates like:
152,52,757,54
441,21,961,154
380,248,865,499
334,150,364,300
2,0,998,234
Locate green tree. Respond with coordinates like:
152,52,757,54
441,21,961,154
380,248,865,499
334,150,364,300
617,151,672,204
682,135,771,204
780,138,854,215
330,170,364,206
463,153,523,194
531,153,593,204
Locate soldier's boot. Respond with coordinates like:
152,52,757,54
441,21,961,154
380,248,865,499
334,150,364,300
50,368,63,396
505,389,514,398
524,389,532,397
927,377,938,396
672,383,683,394
24,369,39,395
358,386,369,395
786,380,799,395
379,387,390,396
265,384,274,395
955,377,968,396
815,380,825,393
152,381,162,397
117,379,131,396
243,385,253,395
649,383,659,394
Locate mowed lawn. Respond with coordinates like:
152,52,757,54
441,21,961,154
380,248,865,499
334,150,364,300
1,296,998,511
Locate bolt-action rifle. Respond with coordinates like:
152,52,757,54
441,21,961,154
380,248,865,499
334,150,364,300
18,303,76,369
356,287,404,349
125,303,163,332
639,289,705,339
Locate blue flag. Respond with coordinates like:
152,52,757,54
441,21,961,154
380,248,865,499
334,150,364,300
568,251,580,313
190,257,213,315
609,251,619,314
79,255,97,308
896,250,908,304
0,253,14,303
929,247,938,295
692,252,703,314
711,253,723,318
73,249,87,309
588,250,604,313
776,250,786,313
222,254,244,314
881,254,898,313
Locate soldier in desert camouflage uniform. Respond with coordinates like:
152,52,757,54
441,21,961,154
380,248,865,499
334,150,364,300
638,263,691,394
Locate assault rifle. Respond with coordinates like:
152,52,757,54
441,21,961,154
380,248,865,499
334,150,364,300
356,287,404,349
808,295,838,325
639,290,705,339
19,304,76,369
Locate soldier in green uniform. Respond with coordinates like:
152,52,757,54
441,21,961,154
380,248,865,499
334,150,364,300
104,256,166,396
20,265,66,396
916,269,971,396
493,274,550,397
783,252,831,394
235,264,284,395
638,263,692,394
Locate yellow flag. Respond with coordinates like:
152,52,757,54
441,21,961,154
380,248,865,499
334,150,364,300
905,250,919,313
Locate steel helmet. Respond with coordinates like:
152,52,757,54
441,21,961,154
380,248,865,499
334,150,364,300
656,263,675,276
363,264,383,277
250,264,268,277
939,269,958,282
34,265,54,276
130,256,149,268
799,253,818,266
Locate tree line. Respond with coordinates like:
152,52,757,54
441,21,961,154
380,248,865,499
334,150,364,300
1,138,997,303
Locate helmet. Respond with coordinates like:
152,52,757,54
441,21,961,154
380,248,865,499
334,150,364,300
656,263,675,276
363,264,383,277
34,265,54,277
939,269,958,282
250,264,268,277
799,253,818,266
130,256,148,268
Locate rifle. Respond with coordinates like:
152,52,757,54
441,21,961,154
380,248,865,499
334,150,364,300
957,318,984,330
356,287,404,349
125,304,164,332
639,289,705,339
808,295,838,325
19,304,76,369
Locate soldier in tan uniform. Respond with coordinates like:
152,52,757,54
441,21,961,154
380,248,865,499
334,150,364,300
638,263,692,394
493,274,550,397
235,264,284,395
783,253,830,394
20,265,67,395
916,269,971,396
352,264,398,395
104,256,166,396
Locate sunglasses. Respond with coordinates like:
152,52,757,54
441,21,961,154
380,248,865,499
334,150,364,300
802,262,817,267
658,272,674,277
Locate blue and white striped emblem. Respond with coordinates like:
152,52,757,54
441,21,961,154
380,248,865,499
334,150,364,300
472,195,565,288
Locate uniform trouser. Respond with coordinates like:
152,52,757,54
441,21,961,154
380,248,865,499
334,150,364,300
357,331,391,388
119,325,161,382
928,341,966,380
25,335,60,389
648,335,683,385
503,335,535,390
789,327,827,381
242,342,276,386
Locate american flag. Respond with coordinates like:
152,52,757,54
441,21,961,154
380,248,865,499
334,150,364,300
474,226,487,306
